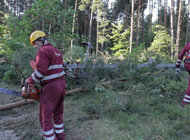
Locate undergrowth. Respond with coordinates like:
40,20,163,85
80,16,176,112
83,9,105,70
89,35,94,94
80,58,189,139
1,57,190,139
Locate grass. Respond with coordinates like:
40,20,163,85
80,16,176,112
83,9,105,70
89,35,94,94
1,65,190,139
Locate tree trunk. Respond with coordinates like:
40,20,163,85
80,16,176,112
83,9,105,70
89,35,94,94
175,0,180,41
164,0,167,27
64,0,67,26
124,1,130,29
96,21,99,56
48,21,52,34
136,0,141,46
185,0,190,43
129,0,134,52
170,0,174,60
88,0,94,44
158,0,162,24
71,0,78,49
175,0,183,57
25,0,29,10
148,0,153,47
141,7,145,43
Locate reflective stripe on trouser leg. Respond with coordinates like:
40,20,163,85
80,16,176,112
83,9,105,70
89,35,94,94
43,129,56,140
54,123,64,134
53,79,66,140
183,75,190,103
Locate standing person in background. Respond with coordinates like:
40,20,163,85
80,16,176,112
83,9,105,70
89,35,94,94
27,30,66,140
176,42,190,107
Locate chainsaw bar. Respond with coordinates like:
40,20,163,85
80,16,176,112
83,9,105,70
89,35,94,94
0,87,21,96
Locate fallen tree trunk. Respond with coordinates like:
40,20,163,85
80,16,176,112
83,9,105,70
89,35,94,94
0,99,35,111
0,87,84,111
66,87,84,95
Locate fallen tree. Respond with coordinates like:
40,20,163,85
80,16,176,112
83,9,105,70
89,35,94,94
0,87,84,111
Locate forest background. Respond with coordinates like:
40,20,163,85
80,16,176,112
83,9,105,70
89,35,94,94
1,0,190,140
0,0,189,78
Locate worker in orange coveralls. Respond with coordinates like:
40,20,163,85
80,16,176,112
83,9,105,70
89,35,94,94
176,42,190,107
27,30,66,140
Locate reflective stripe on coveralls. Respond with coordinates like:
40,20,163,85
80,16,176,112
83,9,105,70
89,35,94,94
48,64,63,70
183,95,190,103
54,123,64,134
43,129,56,140
31,64,64,82
176,59,182,66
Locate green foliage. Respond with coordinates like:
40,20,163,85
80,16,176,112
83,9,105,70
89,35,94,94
148,25,172,59
78,0,91,11
81,59,188,139
125,43,147,63
0,0,75,83
62,45,85,62
3,0,74,51
0,25,5,38
0,42,36,83
2,67,21,84
110,23,130,57
84,57,118,90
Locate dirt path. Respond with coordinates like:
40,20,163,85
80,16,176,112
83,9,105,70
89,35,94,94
0,80,129,140
0,84,98,140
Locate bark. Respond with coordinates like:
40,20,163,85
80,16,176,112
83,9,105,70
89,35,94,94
170,0,174,60
0,99,35,111
141,7,145,43
164,0,167,27
185,0,190,43
88,0,94,44
175,0,183,57
63,0,67,26
148,0,153,31
5,0,10,11
96,21,99,56
71,0,78,49
175,0,180,39
148,0,153,46
101,0,109,51
158,0,162,24
48,21,52,34
129,0,135,52
25,0,29,10
124,1,130,29
136,0,141,46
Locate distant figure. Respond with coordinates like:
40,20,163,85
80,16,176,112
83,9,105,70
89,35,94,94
176,42,190,107
27,30,66,140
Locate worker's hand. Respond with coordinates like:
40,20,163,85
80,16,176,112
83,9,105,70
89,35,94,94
176,68,181,74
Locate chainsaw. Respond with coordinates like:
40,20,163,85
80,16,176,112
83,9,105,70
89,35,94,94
0,59,40,100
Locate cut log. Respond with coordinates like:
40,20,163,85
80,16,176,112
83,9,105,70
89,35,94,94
66,88,84,95
0,88,84,111
0,99,35,111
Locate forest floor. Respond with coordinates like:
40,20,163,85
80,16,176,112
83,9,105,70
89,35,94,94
0,82,122,140
1,69,190,140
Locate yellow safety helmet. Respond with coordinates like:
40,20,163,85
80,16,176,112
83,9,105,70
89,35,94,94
30,30,46,45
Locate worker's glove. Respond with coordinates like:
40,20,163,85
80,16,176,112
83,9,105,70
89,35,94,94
176,68,181,74
22,86,27,92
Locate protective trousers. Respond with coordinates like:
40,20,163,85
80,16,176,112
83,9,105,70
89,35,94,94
182,71,190,107
39,78,66,140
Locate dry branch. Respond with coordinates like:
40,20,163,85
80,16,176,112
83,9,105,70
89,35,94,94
0,87,84,111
